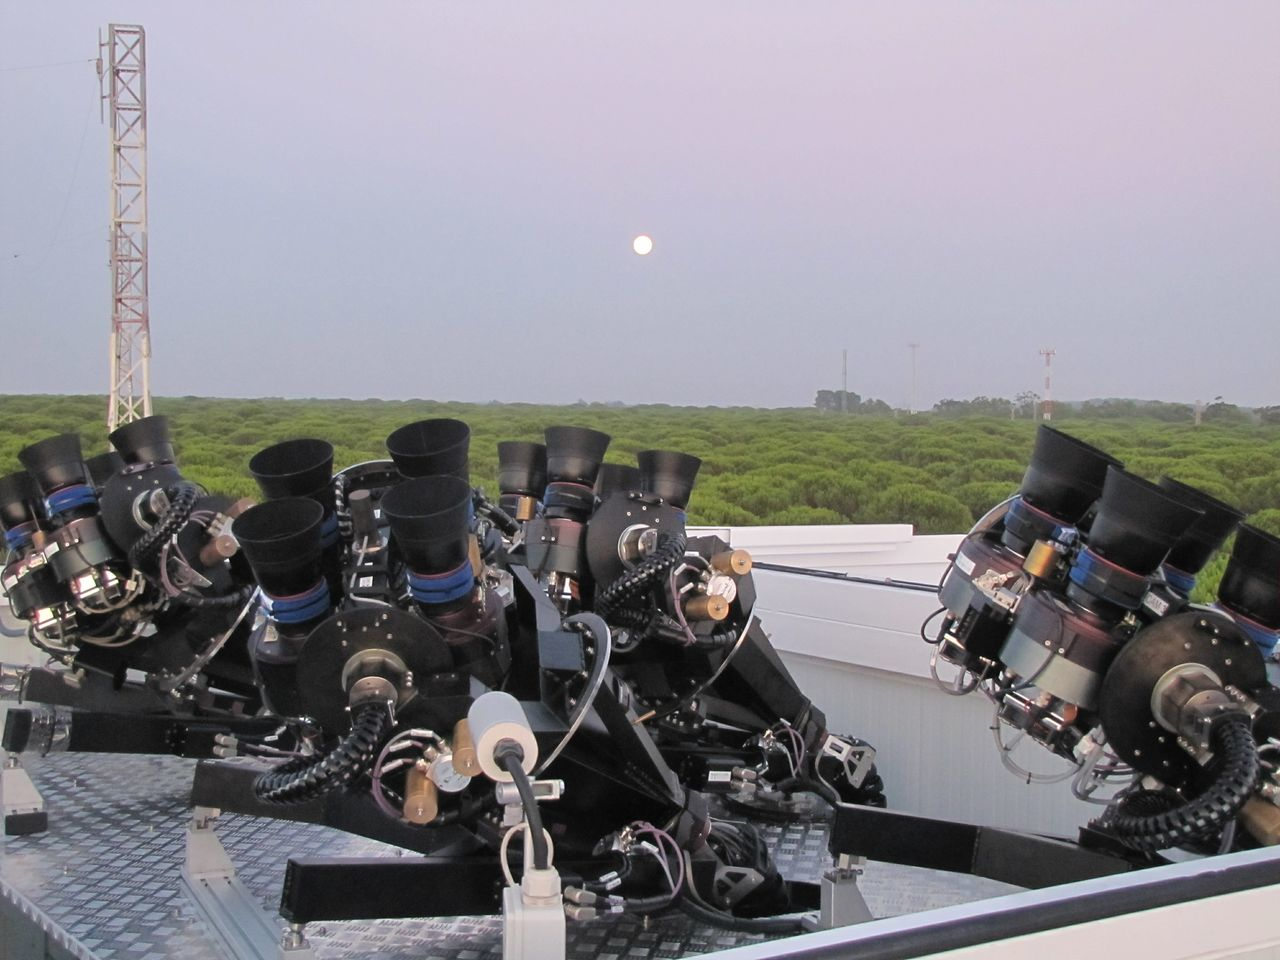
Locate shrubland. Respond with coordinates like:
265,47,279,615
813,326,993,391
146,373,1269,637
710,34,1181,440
2,395,1277,544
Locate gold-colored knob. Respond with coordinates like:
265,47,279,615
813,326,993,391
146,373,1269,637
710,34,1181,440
402,761,439,824
711,550,752,576
451,719,481,777
685,594,730,622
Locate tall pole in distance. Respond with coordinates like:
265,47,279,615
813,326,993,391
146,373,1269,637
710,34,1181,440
100,24,152,432
841,348,848,412
1040,348,1055,421
908,343,919,414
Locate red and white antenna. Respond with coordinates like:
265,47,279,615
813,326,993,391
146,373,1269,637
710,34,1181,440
100,24,152,432
1039,348,1055,421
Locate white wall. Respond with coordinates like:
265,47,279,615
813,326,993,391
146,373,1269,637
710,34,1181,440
690,523,961,583
707,525,1111,837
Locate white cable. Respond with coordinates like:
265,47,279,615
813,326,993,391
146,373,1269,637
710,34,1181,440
499,822,556,887
536,613,612,774
990,703,1080,785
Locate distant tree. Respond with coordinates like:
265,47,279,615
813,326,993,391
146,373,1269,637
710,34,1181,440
1203,397,1249,424
930,396,1016,418
815,389,860,412
1015,391,1040,418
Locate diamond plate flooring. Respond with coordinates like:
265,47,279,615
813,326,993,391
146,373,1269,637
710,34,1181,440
1,754,1019,959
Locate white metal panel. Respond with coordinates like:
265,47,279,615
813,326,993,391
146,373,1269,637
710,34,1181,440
710,847,1280,960
690,524,960,582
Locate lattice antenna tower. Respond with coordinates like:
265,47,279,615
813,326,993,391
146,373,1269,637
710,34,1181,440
1039,348,1055,421
99,24,152,432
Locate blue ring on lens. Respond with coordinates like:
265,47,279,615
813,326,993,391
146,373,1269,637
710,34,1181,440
44,484,96,517
265,579,331,624
408,560,473,606
3,523,35,551
1161,563,1196,596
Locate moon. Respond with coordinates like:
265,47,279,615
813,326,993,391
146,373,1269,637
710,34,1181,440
632,234,654,256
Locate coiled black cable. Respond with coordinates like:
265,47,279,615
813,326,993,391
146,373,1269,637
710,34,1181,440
253,703,391,805
128,481,200,570
1105,716,1260,852
166,584,254,609
594,532,687,622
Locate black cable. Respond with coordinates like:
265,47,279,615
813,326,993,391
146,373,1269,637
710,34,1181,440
676,893,806,934
166,583,253,609
920,606,947,645
253,703,391,805
127,482,199,570
594,532,687,622
474,492,520,537
1103,716,1260,852
499,749,549,870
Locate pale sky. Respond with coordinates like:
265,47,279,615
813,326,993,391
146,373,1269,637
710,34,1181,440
1,2,1277,409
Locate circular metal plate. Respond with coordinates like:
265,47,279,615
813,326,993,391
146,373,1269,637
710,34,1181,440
295,606,453,734
1100,609,1266,782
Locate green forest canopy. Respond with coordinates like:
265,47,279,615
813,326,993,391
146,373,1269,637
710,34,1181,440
2,395,1278,544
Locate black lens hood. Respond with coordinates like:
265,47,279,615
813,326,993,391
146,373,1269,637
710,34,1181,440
381,475,473,573
249,438,336,513
544,426,610,486
1018,426,1121,523
497,441,548,496
233,497,325,597
18,434,87,494
108,415,176,466
386,419,470,482
1086,467,1202,575
1158,477,1244,575
638,450,702,510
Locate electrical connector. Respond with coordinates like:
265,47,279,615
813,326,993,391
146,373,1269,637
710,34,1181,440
563,886,597,906
503,863,566,960
521,865,562,901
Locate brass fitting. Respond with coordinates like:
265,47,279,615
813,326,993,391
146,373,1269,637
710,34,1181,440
403,760,439,824
685,594,730,622
451,718,481,777
710,549,752,576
